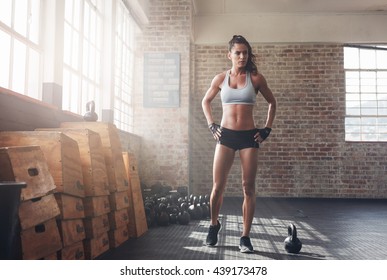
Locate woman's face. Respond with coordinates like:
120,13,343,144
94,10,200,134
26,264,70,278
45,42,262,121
228,43,248,68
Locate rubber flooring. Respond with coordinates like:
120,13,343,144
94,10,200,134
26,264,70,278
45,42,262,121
98,197,387,260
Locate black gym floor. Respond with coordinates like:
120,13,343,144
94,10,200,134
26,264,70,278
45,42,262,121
98,197,387,260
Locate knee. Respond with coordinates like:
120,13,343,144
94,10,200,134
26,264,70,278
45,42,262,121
242,180,255,197
211,183,224,200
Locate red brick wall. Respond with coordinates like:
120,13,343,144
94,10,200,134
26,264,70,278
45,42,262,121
134,0,192,188
190,44,387,198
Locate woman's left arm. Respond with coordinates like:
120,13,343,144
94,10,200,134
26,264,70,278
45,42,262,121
253,73,277,128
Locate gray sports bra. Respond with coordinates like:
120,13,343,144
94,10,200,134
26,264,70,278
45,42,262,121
220,71,256,105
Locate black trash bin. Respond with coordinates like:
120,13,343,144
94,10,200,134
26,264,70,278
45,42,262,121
0,181,26,260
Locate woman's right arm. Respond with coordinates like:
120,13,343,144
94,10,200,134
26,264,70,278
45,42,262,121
201,73,224,126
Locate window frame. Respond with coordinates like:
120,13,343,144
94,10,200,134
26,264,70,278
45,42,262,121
344,44,387,142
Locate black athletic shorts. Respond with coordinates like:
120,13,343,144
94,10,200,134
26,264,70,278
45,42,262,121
218,127,259,151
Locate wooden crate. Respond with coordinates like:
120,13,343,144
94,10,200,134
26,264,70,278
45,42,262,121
61,122,122,151
108,225,129,248
19,193,61,230
58,240,85,260
83,195,111,217
84,214,110,239
109,190,129,211
122,151,139,178
37,128,110,197
0,131,85,198
108,208,129,229
55,193,85,220
0,146,56,201
83,231,109,259
122,152,148,238
57,219,86,247
20,218,62,260
60,122,129,193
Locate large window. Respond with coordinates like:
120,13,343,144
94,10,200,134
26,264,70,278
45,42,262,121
0,0,41,99
0,0,139,133
63,0,103,116
344,45,387,141
114,1,137,132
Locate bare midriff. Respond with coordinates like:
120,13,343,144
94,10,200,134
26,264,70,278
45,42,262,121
220,104,256,130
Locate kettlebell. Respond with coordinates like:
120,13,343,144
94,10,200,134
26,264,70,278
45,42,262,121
83,100,98,121
177,202,190,225
284,223,302,254
157,203,169,226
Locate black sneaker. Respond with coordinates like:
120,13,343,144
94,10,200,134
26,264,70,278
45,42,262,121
206,220,221,246
239,236,254,253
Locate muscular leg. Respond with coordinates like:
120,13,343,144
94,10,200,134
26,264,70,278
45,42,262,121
239,148,258,237
210,144,235,225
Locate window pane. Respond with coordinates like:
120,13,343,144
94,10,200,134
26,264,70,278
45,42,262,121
360,49,376,69
65,0,73,22
62,69,71,109
64,23,72,65
29,0,41,44
376,49,387,69
14,0,28,37
0,0,12,27
71,73,79,112
378,106,387,115
346,93,359,101
344,47,359,69
82,39,89,77
73,0,81,30
27,48,40,99
71,31,79,69
360,71,376,93
0,30,11,88
84,1,90,40
12,39,26,93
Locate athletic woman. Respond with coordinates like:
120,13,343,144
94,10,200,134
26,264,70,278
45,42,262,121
201,35,276,253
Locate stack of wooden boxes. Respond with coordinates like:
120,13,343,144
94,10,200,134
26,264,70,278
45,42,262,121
37,128,112,259
0,132,80,259
0,121,146,259
60,122,130,250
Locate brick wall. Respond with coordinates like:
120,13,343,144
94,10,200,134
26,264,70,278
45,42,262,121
134,0,192,188
190,43,387,198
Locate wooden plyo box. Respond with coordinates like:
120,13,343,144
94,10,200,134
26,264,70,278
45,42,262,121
60,122,129,193
109,190,129,211
37,128,110,197
83,195,111,217
122,151,139,178
108,208,129,229
57,218,86,247
20,218,62,260
83,231,110,259
0,146,56,201
0,131,85,198
108,225,129,248
19,193,61,230
58,240,85,260
122,152,148,238
55,193,85,220
84,214,110,239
